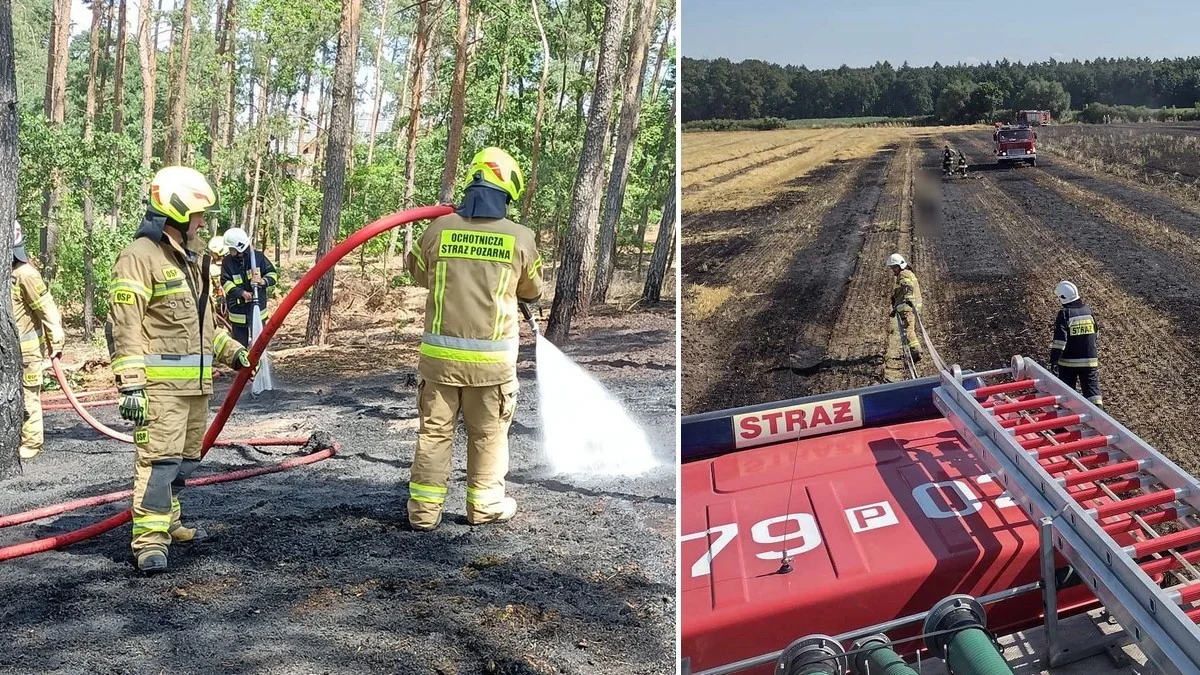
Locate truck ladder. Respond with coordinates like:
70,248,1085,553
935,355,1200,674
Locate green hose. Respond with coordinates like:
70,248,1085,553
944,627,1014,675
851,635,919,675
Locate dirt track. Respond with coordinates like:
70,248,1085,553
683,124,1200,474
0,304,676,674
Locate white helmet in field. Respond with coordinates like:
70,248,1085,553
223,226,250,253
886,253,907,269
1055,280,1080,304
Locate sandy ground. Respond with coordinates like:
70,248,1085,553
0,276,677,675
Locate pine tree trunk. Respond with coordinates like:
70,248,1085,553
366,0,388,165
641,169,675,303
39,0,71,280
81,0,105,340
164,0,192,164
592,0,656,304
1,0,27,477
390,28,415,152
437,0,469,204
544,0,629,345
305,0,361,346
112,0,128,133
97,0,113,118
137,0,157,175
519,0,550,223
208,0,231,164
289,192,301,259
220,0,237,153
389,0,432,266
638,93,673,276
648,1,673,101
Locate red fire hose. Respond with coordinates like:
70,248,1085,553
0,206,453,562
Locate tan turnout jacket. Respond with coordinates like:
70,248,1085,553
407,212,543,386
109,231,243,395
12,262,64,360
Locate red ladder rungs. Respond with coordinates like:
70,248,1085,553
1102,508,1177,536
1071,478,1145,503
1000,412,1058,429
1062,460,1143,487
1013,414,1084,436
1092,489,1181,520
990,395,1060,416
1021,430,1082,449
1043,452,1110,476
1132,525,1200,558
1035,435,1110,460
974,379,1038,398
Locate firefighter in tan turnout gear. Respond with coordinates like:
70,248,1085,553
11,220,65,460
109,166,254,573
405,147,544,530
887,253,924,364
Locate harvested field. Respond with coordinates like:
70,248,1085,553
683,123,1200,476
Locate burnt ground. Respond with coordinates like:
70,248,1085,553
0,299,676,675
683,125,1200,475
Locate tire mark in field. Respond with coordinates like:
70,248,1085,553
684,149,894,413
682,158,869,414
684,137,821,178
682,141,821,195
806,142,912,392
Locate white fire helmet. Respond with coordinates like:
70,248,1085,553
886,253,907,270
223,227,250,254
1055,281,1080,304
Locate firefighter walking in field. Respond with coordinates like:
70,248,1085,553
887,253,923,364
109,166,254,572
220,227,277,349
1050,281,1102,406
405,146,544,530
11,220,65,460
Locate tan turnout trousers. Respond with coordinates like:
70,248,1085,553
131,394,209,555
408,378,519,528
21,360,42,454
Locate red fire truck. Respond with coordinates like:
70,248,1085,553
1018,109,1052,126
993,124,1037,166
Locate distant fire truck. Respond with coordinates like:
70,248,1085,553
1017,109,1052,126
993,124,1037,166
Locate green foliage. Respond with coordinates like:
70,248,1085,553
684,55,1200,124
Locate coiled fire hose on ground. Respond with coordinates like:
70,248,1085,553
0,205,453,562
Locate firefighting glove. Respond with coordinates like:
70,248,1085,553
118,388,148,426
233,349,259,376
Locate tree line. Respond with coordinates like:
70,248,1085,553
4,0,677,350
682,55,1200,124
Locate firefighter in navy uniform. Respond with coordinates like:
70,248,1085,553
220,226,278,349
109,166,255,573
405,146,544,531
1050,281,1102,406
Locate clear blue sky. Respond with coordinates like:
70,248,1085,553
683,0,1200,69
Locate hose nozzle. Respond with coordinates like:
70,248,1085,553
519,302,539,335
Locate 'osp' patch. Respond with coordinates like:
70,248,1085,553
135,429,149,445
112,290,136,305
23,372,40,386
162,266,182,281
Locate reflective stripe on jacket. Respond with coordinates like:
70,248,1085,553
221,249,277,317
109,232,244,394
11,262,64,361
1050,300,1098,369
407,212,543,386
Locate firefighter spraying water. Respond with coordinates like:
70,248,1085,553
520,303,657,477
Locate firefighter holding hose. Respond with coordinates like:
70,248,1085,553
404,146,544,531
220,227,278,350
109,166,255,573
11,220,65,460
1050,281,1102,406
887,253,923,364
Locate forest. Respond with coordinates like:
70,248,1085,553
682,55,1200,124
3,0,677,347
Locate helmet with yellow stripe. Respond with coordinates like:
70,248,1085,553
462,147,525,203
149,166,219,223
